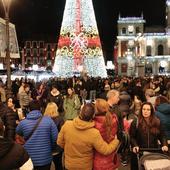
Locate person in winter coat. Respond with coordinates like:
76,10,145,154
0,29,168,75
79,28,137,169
155,95,170,140
44,102,64,170
46,84,64,114
57,103,119,170
19,83,32,114
0,97,16,140
0,118,29,170
16,100,58,170
106,90,124,142
63,87,81,120
93,99,119,170
129,102,168,170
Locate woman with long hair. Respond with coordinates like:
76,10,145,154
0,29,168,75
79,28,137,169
129,102,168,170
63,87,81,120
93,98,119,170
44,102,64,170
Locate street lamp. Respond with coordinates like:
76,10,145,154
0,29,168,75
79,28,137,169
2,0,12,94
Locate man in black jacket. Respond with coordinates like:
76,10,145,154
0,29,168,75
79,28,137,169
0,96,16,140
107,89,129,166
0,118,29,170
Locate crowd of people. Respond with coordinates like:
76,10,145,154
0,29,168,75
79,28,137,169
0,75,170,170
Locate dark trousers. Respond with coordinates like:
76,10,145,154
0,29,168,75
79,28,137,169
130,152,139,170
53,152,63,170
34,163,51,170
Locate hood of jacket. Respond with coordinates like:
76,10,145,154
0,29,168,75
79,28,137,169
0,137,13,158
73,117,95,130
156,103,170,115
26,110,42,120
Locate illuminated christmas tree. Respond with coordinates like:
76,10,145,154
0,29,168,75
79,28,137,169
53,0,107,77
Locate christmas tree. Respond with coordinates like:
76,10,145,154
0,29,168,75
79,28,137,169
53,0,107,78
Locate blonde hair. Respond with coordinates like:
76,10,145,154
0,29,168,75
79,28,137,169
44,102,59,118
95,98,109,114
106,89,119,99
145,89,155,97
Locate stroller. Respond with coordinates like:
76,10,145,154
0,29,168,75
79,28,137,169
137,148,170,170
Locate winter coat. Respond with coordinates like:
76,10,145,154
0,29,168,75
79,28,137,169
0,102,16,140
57,117,119,170
47,92,64,113
19,91,31,109
16,110,58,166
93,115,119,170
63,94,81,120
109,105,124,140
155,103,170,140
0,137,29,170
130,117,167,148
52,116,64,153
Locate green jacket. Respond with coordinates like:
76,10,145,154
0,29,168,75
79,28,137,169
63,94,81,120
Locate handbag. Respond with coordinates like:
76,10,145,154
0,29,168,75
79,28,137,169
19,158,33,170
15,116,43,145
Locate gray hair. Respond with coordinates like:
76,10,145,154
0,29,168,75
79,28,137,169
106,89,119,99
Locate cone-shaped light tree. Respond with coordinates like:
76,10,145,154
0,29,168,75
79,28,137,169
53,0,107,77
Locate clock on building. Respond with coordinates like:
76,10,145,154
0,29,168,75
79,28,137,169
128,25,134,32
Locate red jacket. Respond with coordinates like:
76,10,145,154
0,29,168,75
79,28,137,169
93,115,119,170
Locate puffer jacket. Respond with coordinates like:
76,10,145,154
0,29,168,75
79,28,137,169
57,117,119,170
155,103,170,140
93,115,119,170
0,137,29,170
16,110,58,166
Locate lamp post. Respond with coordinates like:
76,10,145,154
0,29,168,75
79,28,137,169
2,0,12,94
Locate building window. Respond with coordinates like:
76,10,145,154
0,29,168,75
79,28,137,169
146,46,152,56
39,41,44,48
47,52,51,60
33,57,38,64
122,27,126,34
47,44,51,51
136,27,140,34
158,44,164,55
26,49,31,56
26,41,31,48
39,49,44,57
33,49,37,56
26,58,31,65
39,58,44,65
32,41,37,48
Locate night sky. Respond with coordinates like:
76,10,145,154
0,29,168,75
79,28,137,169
0,0,166,60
